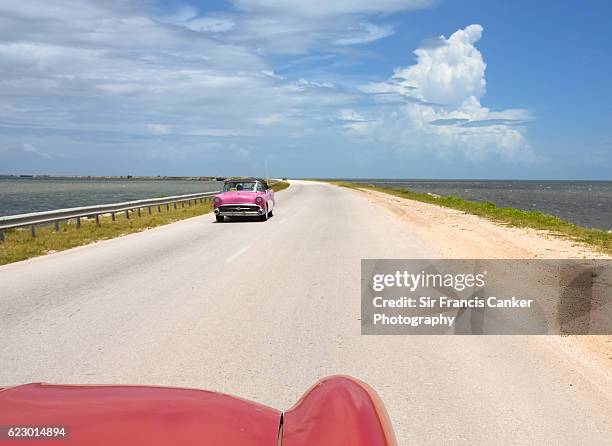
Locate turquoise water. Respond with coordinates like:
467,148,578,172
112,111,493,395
0,178,222,216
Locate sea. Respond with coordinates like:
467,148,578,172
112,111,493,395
0,178,222,217
1,178,611,230
341,179,612,230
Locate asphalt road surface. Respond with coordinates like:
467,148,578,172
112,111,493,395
1,181,611,445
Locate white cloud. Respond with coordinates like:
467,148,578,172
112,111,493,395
0,0,356,143
354,24,536,161
185,17,236,33
393,24,486,106
335,23,395,46
148,124,170,135
160,7,236,34
22,142,51,158
161,5,198,23
189,0,435,54
0,142,51,159
185,128,257,137
338,109,366,122
254,114,285,126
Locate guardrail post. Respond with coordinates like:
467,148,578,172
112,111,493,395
125,210,130,219
76,217,81,228
148,206,152,215
137,208,141,217
30,225,36,237
95,215,100,226
0,230,4,242
157,204,162,213
166,203,170,211
111,212,116,222
54,221,60,232
173,202,177,210
188,200,192,207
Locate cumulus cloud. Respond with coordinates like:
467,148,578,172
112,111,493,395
354,25,536,161
395,24,486,106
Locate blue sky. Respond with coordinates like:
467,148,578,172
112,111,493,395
1,0,610,179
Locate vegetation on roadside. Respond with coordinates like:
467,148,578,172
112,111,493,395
0,181,291,266
270,180,290,192
333,181,612,255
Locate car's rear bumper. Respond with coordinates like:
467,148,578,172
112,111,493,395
215,204,265,217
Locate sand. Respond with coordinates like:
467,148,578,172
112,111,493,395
357,187,612,372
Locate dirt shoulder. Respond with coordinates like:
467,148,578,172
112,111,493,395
355,187,612,373
362,188,610,260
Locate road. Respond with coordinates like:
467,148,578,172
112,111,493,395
1,180,611,444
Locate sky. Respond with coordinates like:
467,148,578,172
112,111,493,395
0,0,611,179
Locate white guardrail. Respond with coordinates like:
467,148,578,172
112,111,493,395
0,191,220,242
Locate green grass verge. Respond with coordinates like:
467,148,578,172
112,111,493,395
0,200,214,265
332,181,612,255
270,180,290,192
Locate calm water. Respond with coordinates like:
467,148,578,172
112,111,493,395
346,179,612,230
0,178,222,216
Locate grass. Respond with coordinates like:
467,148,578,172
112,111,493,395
333,181,612,255
0,181,292,266
270,180,290,192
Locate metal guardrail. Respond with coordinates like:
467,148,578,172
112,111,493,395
0,191,220,242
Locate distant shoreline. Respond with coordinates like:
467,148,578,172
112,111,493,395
0,175,226,181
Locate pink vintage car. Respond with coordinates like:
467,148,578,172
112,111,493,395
214,178,275,222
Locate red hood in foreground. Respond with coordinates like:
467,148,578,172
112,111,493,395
0,376,397,446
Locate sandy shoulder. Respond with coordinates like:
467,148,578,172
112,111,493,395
361,188,610,260
356,187,612,373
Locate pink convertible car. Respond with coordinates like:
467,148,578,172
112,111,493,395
214,178,275,222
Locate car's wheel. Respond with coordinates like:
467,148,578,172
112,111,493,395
268,208,273,217
216,215,224,223
260,207,268,221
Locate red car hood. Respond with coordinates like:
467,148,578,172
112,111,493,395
0,383,280,446
0,376,397,446
217,191,260,204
